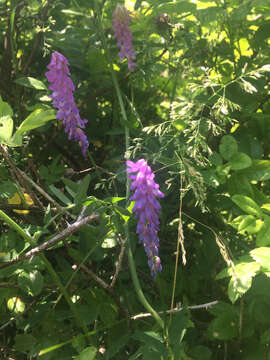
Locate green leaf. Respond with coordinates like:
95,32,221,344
228,263,259,303
14,334,37,352
109,197,126,204
240,160,270,181
7,297,25,313
238,215,256,232
14,108,56,135
74,174,91,205
18,270,44,296
229,152,252,170
216,261,260,281
49,185,72,205
154,1,196,15
256,216,270,246
14,76,47,90
168,310,191,345
0,181,17,199
250,247,270,270
232,195,263,217
219,135,238,160
133,331,167,356
208,310,238,340
72,334,86,354
74,346,97,360
0,96,13,144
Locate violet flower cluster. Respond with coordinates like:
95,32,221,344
127,159,164,277
45,51,89,156
112,4,137,72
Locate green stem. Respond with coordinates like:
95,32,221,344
0,210,88,335
94,1,164,329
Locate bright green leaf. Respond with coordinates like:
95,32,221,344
229,152,252,170
15,108,56,135
232,195,263,217
0,97,13,144
256,216,270,246
238,215,256,232
251,247,270,270
14,76,47,90
7,297,25,313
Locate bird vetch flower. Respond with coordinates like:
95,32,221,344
126,159,164,277
112,4,137,72
45,51,89,156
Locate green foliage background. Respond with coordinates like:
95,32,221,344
0,0,270,359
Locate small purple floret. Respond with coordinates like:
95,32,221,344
127,159,164,277
112,4,137,72
45,51,89,156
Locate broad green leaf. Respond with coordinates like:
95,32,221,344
232,195,263,218
219,135,238,160
7,297,25,313
14,76,47,90
251,247,270,270
244,218,263,234
208,311,238,340
8,131,23,147
262,203,270,213
229,152,252,170
15,108,56,135
228,173,254,198
0,97,13,143
240,160,270,181
216,261,260,280
102,234,117,248
18,270,44,296
74,346,97,360
238,215,256,232
228,275,251,303
256,216,270,246
74,174,91,205
226,261,260,303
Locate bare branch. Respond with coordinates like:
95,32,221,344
131,300,219,320
0,213,99,269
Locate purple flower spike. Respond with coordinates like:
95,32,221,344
45,51,89,156
127,159,164,277
112,4,137,72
